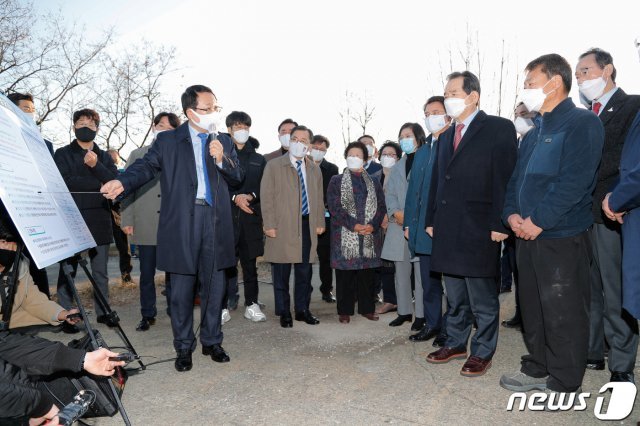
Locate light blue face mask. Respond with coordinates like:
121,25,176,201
399,138,415,154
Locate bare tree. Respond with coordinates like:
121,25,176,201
96,43,177,151
339,90,376,148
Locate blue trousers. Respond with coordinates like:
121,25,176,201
418,254,446,330
444,274,499,360
168,205,226,351
271,216,312,316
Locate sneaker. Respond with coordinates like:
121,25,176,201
221,309,231,324
244,303,267,322
121,273,133,284
499,371,548,392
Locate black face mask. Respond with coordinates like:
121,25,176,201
0,249,16,270
74,127,97,143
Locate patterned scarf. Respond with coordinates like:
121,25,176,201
340,168,377,259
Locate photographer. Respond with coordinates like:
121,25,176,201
0,210,125,424
0,239,80,332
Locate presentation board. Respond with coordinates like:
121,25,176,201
0,93,95,269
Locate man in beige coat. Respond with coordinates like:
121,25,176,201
261,125,325,328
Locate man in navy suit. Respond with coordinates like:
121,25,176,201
101,85,244,372
424,71,517,377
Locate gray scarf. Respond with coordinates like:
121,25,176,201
340,169,377,259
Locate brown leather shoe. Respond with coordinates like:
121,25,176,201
362,313,379,321
339,315,350,323
426,347,468,364
375,303,397,314
460,355,492,377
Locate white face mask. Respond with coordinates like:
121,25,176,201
425,114,447,134
152,128,168,140
519,79,554,113
190,109,219,133
578,74,607,101
279,133,290,148
23,111,36,122
514,117,534,136
233,129,250,144
310,149,326,162
444,95,470,119
288,141,307,158
346,156,364,170
366,144,375,157
380,155,397,169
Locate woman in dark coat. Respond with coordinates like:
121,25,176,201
327,141,386,323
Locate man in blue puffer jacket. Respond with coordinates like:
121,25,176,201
500,54,604,395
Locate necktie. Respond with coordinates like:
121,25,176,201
453,123,465,151
295,160,309,215
197,133,214,206
592,102,602,115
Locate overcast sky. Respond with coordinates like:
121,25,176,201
38,0,640,165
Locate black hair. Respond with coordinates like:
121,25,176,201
181,85,215,116
357,134,375,144
525,53,572,93
0,202,17,242
290,125,313,141
423,95,445,111
579,47,616,83
447,71,481,98
378,141,402,160
72,108,100,127
153,112,181,129
344,141,369,162
278,118,298,132
7,92,34,106
311,134,330,148
398,122,426,147
225,111,252,128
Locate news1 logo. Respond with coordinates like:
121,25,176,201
506,382,637,420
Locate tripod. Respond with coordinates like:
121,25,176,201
61,252,142,426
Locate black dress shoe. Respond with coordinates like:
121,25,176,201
280,314,293,328
175,350,192,372
501,315,522,329
322,292,336,303
203,344,230,363
610,371,635,383
97,315,118,328
136,317,156,331
586,359,605,370
433,333,447,347
61,322,80,334
411,317,426,331
389,314,412,327
409,327,440,342
295,310,320,325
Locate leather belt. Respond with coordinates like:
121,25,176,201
195,198,208,205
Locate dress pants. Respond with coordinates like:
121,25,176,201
394,259,423,318
588,223,639,372
56,244,110,317
380,263,397,304
335,268,375,315
444,274,499,360
418,254,445,330
312,216,333,296
168,204,225,352
271,216,312,316
517,232,591,392
137,245,159,319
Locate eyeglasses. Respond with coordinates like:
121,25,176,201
194,106,223,113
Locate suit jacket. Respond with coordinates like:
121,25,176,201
117,122,244,274
609,112,640,319
380,154,415,262
426,111,517,277
260,154,325,263
121,145,161,246
264,147,287,162
54,140,117,245
592,88,640,223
